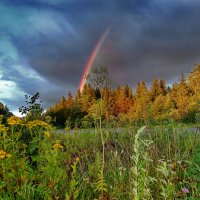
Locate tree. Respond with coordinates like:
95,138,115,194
0,102,13,124
19,92,43,120
170,75,191,119
152,94,174,122
66,92,74,109
159,79,168,95
187,64,200,122
115,86,132,114
189,64,200,94
81,84,96,112
149,79,163,102
129,80,149,122
101,86,116,121
0,102,6,115
75,89,81,105
87,67,110,91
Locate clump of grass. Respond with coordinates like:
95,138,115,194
156,160,176,199
130,126,154,200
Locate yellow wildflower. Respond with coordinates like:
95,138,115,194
0,150,11,159
44,131,50,138
0,150,6,155
0,155,5,159
6,154,12,158
52,141,64,150
26,120,52,129
7,116,22,126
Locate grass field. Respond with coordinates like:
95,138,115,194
0,117,200,199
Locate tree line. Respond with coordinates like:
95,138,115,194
46,64,200,128
0,102,13,124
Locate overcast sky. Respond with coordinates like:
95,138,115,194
1,0,200,115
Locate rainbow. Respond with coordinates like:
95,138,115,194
79,28,110,92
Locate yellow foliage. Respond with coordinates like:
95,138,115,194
7,116,23,126
26,120,52,129
0,124,8,133
170,109,181,120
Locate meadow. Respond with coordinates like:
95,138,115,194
0,115,200,200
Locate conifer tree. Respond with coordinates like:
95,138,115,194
187,65,200,121
75,89,82,108
129,80,149,121
189,64,200,94
66,92,74,109
170,74,190,119
149,79,163,102
152,94,174,121
159,79,168,95
115,86,132,114
81,84,95,112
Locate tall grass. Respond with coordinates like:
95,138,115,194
0,116,199,199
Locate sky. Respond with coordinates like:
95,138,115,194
1,0,200,115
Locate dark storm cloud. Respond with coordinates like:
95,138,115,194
93,0,200,86
1,0,200,113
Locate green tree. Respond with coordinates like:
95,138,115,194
19,92,43,121
0,102,12,124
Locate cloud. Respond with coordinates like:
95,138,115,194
1,0,200,112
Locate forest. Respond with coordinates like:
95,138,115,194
46,64,200,129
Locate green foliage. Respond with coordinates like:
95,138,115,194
0,118,200,199
0,102,13,124
65,158,80,200
131,126,154,200
95,169,108,197
156,161,176,200
19,92,43,120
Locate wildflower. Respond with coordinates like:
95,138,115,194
75,157,80,162
0,154,5,159
52,140,64,150
182,187,189,194
0,124,8,133
44,131,50,138
6,154,12,158
7,116,22,126
26,120,52,129
0,150,6,158
0,150,12,159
